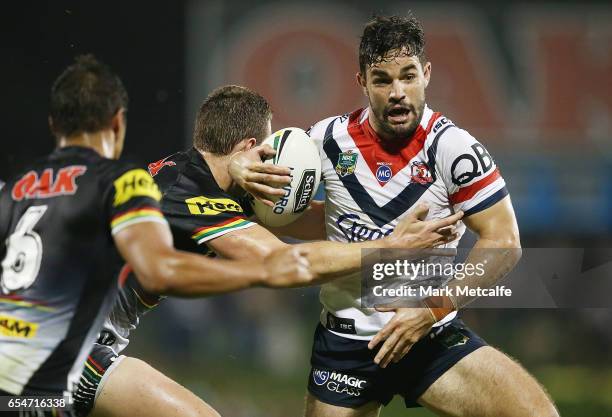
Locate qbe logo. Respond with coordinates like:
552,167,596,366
376,165,392,183
313,369,330,386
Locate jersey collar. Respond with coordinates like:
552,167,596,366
362,104,434,143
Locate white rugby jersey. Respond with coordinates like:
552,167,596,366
309,105,508,340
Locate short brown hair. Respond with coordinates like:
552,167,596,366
50,54,128,138
193,85,272,155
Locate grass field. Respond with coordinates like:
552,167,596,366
128,300,612,416
132,354,612,417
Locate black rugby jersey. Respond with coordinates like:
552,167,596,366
97,147,256,354
0,146,165,397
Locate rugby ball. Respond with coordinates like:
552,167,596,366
251,127,321,227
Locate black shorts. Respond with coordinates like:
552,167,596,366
307,317,486,408
72,344,124,417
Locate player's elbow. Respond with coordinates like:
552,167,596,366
135,270,172,295
494,229,522,264
498,229,521,250
133,253,180,295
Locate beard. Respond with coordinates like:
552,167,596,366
372,99,425,140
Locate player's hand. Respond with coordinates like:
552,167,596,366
386,204,463,249
229,145,292,207
368,306,435,368
261,247,314,288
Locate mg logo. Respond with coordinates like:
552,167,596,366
312,369,330,386
376,165,392,183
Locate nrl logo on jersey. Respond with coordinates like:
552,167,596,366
335,150,358,177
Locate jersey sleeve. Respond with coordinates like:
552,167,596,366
105,167,167,235
162,188,256,246
307,115,342,148
435,127,508,216
238,193,255,217
307,115,346,182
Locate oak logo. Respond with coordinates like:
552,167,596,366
185,197,244,216
12,166,87,201
0,315,38,338
113,169,162,206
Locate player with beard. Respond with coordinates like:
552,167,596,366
234,14,559,417
72,85,462,417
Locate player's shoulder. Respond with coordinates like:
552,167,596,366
307,108,361,143
156,148,231,205
425,113,482,157
147,149,191,193
95,157,143,186
148,150,190,178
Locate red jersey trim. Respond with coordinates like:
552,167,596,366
449,168,501,205
346,108,442,185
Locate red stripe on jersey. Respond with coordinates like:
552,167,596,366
111,206,162,221
87,355,106,373
0,295,49,306
118,264,133,287
347,109,442,185
192,215,247,234
449,168,501,205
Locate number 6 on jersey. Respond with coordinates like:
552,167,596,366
1,205,48,293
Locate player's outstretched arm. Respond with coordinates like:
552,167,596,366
112,221,313,296
207,203,463,286
296,204,462,284
266,200,327,241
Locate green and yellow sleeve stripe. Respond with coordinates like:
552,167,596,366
191,216,255,245
110,207,167,235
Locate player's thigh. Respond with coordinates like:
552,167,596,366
304,392,381,417
418,346,558,417
91,356,220,417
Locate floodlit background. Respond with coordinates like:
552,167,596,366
2,1,612,416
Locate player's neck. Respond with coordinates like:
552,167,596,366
58,131,118,159
199,150,233,191
367,115,395,142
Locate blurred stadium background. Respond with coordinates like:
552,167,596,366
2,1,611,416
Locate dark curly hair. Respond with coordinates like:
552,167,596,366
359,14,426,75
50,54,128,138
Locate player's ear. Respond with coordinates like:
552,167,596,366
423,62,431,88
48,116,57,137
356,72,368,97
111,108,127,159
48,116,61,145
244,137,257,151
110,109,126,135
233,137,257,154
